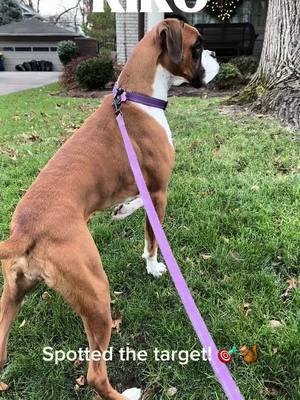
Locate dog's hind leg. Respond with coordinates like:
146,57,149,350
46,231,141,400
0,257,38,370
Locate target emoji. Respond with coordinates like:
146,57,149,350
218,349,232,364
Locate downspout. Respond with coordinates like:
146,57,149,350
138,0,145,40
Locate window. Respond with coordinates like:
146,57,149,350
0,47,14,51
33,47,50,52
15,47,32,52
50,47,57,52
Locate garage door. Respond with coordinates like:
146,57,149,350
0,42,63,71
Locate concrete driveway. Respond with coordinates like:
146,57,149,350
0,72,61,96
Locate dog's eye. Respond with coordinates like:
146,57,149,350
192,43,203,59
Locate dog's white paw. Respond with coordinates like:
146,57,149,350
122,387,142,400
146,261,167,278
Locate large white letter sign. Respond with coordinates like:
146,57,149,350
174,0,208,13
140,0,173,13
93,0,125,12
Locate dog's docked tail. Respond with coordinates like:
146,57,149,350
0,236,31,260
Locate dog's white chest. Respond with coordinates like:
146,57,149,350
136,104,173,145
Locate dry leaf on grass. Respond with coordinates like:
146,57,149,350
272,347,278,354
74,359,82,367
242,303,252,316
212,148,219,158
269,320,283,329
201,254,211,260
75,375,86,387
167,387,178,396
282,278,298,298
42,291,51,301
112,313,123,334
0,382,9,391
19,319,26,328
251,185,260,192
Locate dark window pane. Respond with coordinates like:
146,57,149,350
1,47,14,51
15,47,32,51
50,47,57,52
33,47,50,52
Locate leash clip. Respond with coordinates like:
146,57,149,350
113,88,126,116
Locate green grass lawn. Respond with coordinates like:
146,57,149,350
0,85,299,400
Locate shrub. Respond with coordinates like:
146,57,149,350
76,58,114,90
60,56,94,89
231,56,259,76
213,63,243,89
57,41,79,66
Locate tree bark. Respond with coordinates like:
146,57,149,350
237,0,300,128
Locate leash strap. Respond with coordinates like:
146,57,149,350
114,91,244,400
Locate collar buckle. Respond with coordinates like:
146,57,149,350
113,88,126,116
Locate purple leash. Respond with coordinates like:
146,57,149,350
113,88,244,400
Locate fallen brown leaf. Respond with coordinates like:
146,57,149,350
201,254,211,260
282,277,298,298
269,320,283,329
230,252,244,262
74,359,82,367
112,313,122,334
212,148,219,158
42,291,51,301
167,387,178,396
242,303,252,316
75,375,86,387
0,382,9,391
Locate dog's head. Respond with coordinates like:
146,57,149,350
157,19,219,88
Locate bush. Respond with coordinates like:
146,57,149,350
213,63,243,89
76,58,114,90
60,56,94,89
231,56,259,76
57,41,79,66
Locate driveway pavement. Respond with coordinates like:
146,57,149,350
0,72,61,96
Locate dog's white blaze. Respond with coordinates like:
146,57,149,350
143,239,167,277
202,50,220,84
136,64,174,145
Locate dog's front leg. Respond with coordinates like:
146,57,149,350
142,191,168,278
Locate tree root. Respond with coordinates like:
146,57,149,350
225,80,300,129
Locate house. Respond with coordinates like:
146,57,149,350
0,19,83,71
116,0,269,65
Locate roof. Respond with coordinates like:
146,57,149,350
0,19,82,37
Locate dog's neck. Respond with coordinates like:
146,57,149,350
117,33,174,102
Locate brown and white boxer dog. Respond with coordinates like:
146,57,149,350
0,19,219,400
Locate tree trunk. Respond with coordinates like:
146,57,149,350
237,0,300,128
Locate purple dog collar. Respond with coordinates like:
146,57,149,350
112,87,168,114
113,88,244,400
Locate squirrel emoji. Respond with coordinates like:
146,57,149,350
239,344,259,364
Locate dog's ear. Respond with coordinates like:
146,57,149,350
158,20,184,65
